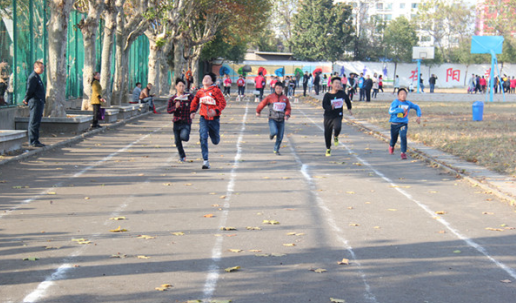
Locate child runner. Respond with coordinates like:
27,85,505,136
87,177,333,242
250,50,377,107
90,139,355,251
190,72,227,169
167,78,193,162
237,75,245,101
322,77,352,157
223,74,232,97
256,82,291,155
388,88,421,160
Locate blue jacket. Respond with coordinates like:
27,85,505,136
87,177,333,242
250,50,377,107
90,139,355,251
389,99,421,123
358,77,365,88
24,71,46,103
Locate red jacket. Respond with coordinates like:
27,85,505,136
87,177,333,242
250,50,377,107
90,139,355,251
237,79,245,87
255,75,265,88
190,86,226,120
256,92,291,122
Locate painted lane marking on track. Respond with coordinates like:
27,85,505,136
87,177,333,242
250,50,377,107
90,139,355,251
287,140,378,303
21,132,179,303
297,106,516,280
202,103,249,302
0,127,167,220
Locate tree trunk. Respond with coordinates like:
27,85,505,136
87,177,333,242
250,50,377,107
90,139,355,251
159,55,170,96
173,38,185,92
45,0,74,117
100,0,118,106
191,46,202,88
146,37,161,95
79,0,104,110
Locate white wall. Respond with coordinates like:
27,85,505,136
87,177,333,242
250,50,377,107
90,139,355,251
334,61,516,88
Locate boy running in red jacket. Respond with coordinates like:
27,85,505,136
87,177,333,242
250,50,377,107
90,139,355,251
190,72,227,169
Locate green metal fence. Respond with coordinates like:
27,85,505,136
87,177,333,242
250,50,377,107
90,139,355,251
0,1,151,107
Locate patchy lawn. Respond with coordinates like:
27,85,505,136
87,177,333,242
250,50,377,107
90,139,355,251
303,96,516,176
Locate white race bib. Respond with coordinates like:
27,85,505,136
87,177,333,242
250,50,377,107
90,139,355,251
331,98,344,109
273,102,286,112
200,96,216,105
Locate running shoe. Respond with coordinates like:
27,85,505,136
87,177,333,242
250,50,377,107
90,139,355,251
334,136,339,146
202,160,210,169
325,149,331,157
400,153,407,160
389,146,394,155
274,150,281,156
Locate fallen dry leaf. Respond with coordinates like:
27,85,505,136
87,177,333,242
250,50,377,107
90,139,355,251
246,227,262,230
171,232,185,236
482,212,494,215
500,279,512,283
337,258,349,265
110,226,128,232
220,227,237,231
228,249,243,253
263,220,280,225
271,253,287,257
485,227,504,232
109,216,126,221
137,235,156,239
435,211,446,215
224,266,241,272
283,243,296,247
330,298,346,303
204,214,215,218
137,255,150,259
310,268,327,273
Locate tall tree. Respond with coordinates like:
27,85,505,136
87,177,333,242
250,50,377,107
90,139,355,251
417,0,475,63
383,16,419,79
45,0,74,117
290,0,354,62
271,0,297,52
112,0,149,105
100,0,120,104
75,0,105,110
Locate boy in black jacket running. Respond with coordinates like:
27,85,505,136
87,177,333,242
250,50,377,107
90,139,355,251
322,77,353,156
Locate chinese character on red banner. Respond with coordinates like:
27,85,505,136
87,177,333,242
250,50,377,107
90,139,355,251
484,68,491,78
446,68,461,82
409,69,418,81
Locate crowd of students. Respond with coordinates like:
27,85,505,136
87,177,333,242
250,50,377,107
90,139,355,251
468,73,516,94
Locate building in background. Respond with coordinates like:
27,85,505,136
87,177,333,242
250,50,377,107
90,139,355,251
335,0,477,49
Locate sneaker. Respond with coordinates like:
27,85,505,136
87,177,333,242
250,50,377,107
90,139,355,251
401,153,407,160
180,157,186,162
270,134,275,140
202,160,210,169
334,136,339,146
274,150,281,156
325,149,331,157
389,146,394,155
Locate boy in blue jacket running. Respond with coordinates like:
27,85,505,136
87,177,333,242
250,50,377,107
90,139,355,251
388,88,422,159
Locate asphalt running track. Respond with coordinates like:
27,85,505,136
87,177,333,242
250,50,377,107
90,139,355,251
1,100,515,303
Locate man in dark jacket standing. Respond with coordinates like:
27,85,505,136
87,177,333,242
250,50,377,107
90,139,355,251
364,75,373,102
302,71,309,96
314,72,321,95
23,61,46,147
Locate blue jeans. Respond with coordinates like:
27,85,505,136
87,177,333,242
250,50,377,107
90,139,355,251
268,119,285,152
28,99,45,145
174,122,191,159
142,97,155,109
390,123,408,153
430,83,435,93
199,116,220,160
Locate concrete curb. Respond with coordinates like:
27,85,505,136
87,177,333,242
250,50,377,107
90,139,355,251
0,105,168,167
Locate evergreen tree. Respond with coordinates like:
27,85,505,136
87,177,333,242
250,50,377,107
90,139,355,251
290,0,354,62
383,16,418,63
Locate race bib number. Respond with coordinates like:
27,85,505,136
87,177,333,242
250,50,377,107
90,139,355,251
273,102,286,112
331,98,344,109
397,105,409,118
200,96,216,105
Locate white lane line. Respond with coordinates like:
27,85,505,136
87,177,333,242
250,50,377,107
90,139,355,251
22,195,135,303
202,103,249,301
297,107,516,280
0,126,166,219
288,141,379,303
22,151,180,303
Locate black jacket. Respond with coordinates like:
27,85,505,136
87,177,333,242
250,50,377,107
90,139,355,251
24,71,46,103
364,79,373,90
322,90,352,118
